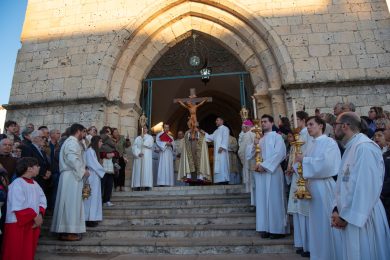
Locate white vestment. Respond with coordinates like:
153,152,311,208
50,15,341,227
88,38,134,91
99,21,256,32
131,134,154,188
206,125,230,183
228,136,240,184
247,131,288,234
302,135,342,260
238,130,256,205
84,148,105,221
335,133,390,260
156,131,175,186
152,143,160,186
287,127,311,251
51,136,86,233
6,177,47,223
174,138,183,172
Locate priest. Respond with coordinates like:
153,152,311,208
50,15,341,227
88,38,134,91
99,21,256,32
131,126,154,190
202,117,230,184
51,123,89,241
333,112,390,259
238,120,256,205
156,124,175,186
178,127,211,182
246,114,288,239
295,116,342,260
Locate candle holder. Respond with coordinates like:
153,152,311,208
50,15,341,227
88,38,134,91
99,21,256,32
251,119,263,167
292,128,311,200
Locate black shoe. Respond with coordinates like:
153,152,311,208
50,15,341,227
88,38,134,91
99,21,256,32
301,251,310,258
260,232,270,238
296,248,304,254
269,233,286,239
86,221,98,227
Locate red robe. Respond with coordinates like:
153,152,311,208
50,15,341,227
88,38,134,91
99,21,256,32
2,178,45,260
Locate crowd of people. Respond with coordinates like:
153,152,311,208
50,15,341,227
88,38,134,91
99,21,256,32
0,102,389,259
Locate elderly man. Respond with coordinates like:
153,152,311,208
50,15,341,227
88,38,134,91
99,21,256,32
333,112,390,259
0,138,17,180
21,130,52,197
333,103,343,117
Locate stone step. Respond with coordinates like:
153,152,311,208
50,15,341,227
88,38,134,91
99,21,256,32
101,204,254,216
110,194,250,206
42,223,258,239
44,212,256,226
38,236,294,255
112,185,244,197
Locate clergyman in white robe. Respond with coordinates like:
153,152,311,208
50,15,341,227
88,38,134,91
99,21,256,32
334,133,390,260
205,124,230,183
51,135,87,234
84,147,105,222
302,135,342,260
247,131,288,235
156,131,175,186
238,128,256,205
131,133,154,188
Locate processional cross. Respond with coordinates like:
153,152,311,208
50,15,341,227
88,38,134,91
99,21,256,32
174,88,212,138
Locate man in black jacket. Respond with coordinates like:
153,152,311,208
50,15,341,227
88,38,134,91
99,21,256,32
382,123,390,223
21,130,52,198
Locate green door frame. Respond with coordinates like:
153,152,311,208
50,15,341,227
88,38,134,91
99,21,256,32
142,71,250,127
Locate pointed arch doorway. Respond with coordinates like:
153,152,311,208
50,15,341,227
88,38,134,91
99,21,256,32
141,32,254,137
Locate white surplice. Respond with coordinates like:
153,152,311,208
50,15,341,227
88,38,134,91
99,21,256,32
206,125,230,183
51,136,86,234
228,136,240,184
156,131,175,186
247,131,288,234
152,143,160,187
302,135,342,260
84,148,105,221
238,130,256,205
131,134,154,188
335,133,390,260
287,127,311,251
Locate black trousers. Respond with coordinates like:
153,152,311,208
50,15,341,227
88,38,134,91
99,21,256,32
114,157,126,188
101,173,114,203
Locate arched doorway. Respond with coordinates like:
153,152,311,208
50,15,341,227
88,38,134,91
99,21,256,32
141,32,254,137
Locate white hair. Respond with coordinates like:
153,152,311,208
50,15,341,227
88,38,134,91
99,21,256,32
31,130,42,139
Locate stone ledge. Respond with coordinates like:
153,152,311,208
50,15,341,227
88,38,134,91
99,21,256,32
283,78,390,90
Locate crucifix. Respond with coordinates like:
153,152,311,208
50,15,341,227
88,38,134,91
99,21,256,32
174,88,212,138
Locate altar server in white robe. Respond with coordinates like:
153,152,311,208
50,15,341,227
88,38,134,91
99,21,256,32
286,111,311,256
84,136,105,226
238,120,256,205
132,126,154,190
295,116,342,260
203,117,230,184
51,123,89,241
156,124,175,186
246,114,288,238
333,112,390,260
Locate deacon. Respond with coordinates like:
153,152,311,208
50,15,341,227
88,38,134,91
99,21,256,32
287,111,311,256
238,120,255,205
203,117,230,184
131,126,154,190
174,131,184,184
295,116,342,259
51,123,89,241
246,114,288,239
156,124,175,186
332,112,390,259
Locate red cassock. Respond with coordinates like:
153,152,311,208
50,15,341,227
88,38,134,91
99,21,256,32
2,207,45,260
159,132,173,143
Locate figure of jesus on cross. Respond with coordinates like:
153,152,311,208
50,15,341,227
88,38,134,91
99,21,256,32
174,88,212,139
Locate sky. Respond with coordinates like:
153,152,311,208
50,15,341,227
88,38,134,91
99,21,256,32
0,0,28,106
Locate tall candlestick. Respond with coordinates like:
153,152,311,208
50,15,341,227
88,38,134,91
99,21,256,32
252,96,257,119
292,99,298,128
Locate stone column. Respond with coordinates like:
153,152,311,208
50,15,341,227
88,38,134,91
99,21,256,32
269,88,287,119
253,90,272,118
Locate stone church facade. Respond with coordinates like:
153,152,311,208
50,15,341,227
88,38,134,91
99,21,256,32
5,0,390,137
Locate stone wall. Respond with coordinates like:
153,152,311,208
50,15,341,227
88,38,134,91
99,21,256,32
6,0,390,134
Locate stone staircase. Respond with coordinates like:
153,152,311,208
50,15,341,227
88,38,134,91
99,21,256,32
37,185,294,256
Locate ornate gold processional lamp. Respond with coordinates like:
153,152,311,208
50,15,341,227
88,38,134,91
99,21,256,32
240,106,249,122
251,96,263,166
291,100,311,200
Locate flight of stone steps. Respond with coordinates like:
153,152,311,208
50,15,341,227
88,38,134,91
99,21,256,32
38,185,294,256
